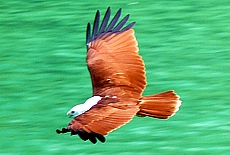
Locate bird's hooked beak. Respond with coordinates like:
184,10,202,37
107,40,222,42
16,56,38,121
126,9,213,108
67,111,73,118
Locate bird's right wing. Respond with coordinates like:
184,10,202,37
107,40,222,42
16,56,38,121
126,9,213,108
86,7,146,99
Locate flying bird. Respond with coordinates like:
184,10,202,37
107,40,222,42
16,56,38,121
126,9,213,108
56,7,182,144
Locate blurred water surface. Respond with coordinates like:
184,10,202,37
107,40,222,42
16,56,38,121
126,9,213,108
1,0,229,154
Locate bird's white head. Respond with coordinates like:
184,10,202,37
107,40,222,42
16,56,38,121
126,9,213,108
67,96,102,117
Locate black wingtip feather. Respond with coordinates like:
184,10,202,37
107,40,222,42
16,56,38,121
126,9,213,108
88,134,97,144
121,22,136,32
86,23,91,45
106,8,122,32
92,10,100,40
99,7,111,34
56,128,70,134
56,127,106,144
94,133,106,143
86,7,135,45
113,14,130,31
78,132,89,141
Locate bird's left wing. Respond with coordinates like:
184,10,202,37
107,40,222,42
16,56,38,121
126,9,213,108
57,97,139,144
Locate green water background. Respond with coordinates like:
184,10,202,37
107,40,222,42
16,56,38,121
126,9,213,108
1,0,229,154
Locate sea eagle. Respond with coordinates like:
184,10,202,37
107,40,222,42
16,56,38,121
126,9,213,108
56,7,182,144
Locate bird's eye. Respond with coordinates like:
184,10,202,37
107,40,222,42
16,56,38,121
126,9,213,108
71,111,75,114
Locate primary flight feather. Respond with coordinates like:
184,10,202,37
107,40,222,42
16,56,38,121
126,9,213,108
56,7,182,144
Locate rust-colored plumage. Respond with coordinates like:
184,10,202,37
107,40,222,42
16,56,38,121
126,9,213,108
56,7,182,144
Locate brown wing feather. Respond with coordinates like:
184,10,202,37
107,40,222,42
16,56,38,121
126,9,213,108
87,29,146,99
68,97,139,135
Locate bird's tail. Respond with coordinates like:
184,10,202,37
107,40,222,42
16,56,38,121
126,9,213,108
137,90,182,119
